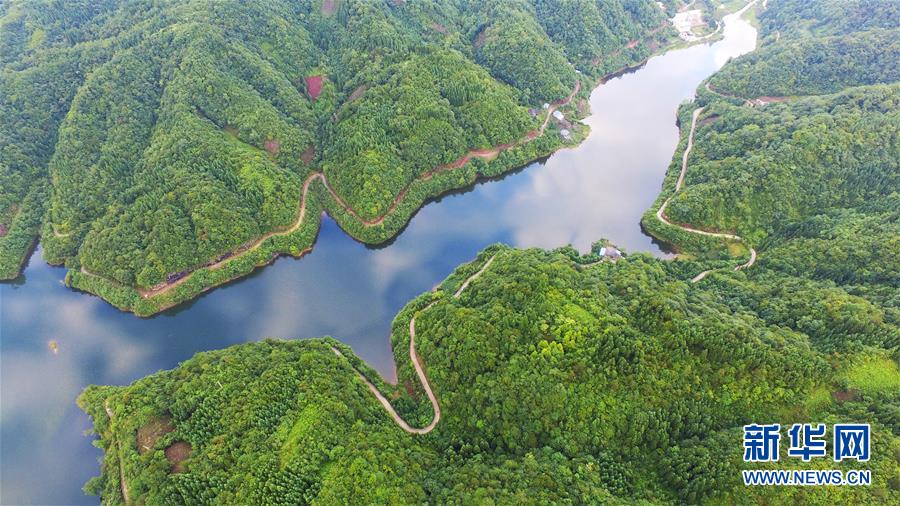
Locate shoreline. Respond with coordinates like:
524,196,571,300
50,7,751,316
63,49,663,316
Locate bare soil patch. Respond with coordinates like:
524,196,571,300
300,145,316,164
0,223,7,237
754,96,789,105
305,75,324,101
832,390,859,402
348,85,367,103
700,114,720,127
165,441,192,473
264,138,281,156
474,28,489,50
431,22,448,35
137,415,175,455
321,0,336,15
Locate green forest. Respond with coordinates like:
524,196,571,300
0,0,673,313
79,0,899,504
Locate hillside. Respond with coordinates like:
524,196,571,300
79,239,899,504
78,1,899,503
0,0,675,314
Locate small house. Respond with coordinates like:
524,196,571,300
559,128,571,140
552,110,565,121
598,246,622,261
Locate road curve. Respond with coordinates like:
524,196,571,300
332,255,496,434
77,80,579,302
655,106,757,282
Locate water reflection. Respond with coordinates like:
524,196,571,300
1,13,757,504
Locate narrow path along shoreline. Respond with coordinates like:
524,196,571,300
103,399,131,505
704,82,792,106
72,1,761,308
655,106,757,282
97,254,493,493
331,255,496,434
76,81,580,301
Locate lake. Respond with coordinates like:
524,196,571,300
0,12,757,505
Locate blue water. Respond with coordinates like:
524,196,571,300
0,14,756,504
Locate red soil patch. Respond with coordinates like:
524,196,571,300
321,0,336,15
165,441,192,473
136,415,175,455
264,138,281,156
0,223,7,237
757,96,790,104
305,75,323,101
300,145,316,164
431,22,448,35
626,39,639,49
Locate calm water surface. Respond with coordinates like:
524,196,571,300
1,14,756,505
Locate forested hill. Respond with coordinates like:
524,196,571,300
79,240,899,504
0,0,676,310
80,1,898,503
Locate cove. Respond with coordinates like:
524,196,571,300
0,13,757,505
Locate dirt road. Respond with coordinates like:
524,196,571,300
332,255,496,434
655,107,757,282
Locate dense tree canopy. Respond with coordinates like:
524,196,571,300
0,0,673,309
80,237,899,503
80,1,898,503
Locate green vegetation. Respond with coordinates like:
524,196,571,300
645,0,899,275
77,1,900,503
666,84,898,248
0,0,675,314
80,239,899,504
708,29,899,97
845,354,900,396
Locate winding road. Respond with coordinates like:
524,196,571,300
331,255,496,434
77,82,579,302
99,256,494,504
655,106,756,282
